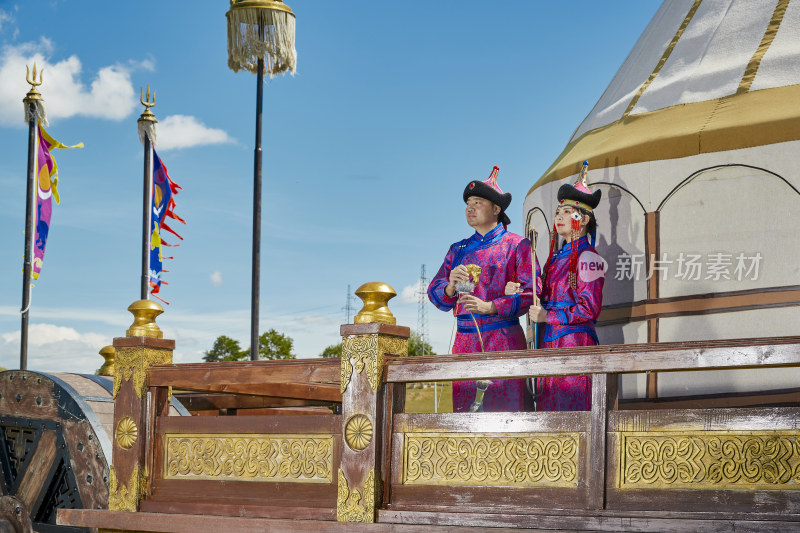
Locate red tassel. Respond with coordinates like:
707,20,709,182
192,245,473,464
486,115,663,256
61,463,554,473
543,223,558,281
568,217,581,288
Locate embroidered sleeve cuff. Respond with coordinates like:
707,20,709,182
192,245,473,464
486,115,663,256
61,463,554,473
494,293,521,318
429,285,457,310
547,309,568,325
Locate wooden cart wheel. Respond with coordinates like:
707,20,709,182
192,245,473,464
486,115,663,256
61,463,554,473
0,370,187,533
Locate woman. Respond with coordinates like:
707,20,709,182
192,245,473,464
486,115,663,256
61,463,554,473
528,162,604,411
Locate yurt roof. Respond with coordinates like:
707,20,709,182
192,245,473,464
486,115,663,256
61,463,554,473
531,0,800,193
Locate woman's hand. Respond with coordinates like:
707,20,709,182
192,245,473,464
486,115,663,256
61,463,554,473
528,303,547,323
504,281,521,295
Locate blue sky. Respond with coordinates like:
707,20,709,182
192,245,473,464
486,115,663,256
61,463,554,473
0,1,660,372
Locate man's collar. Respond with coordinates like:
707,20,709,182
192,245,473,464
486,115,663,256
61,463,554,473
473,223,505,242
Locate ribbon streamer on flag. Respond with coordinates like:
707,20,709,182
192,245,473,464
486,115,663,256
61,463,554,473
32,124,83,280
148,149,185,303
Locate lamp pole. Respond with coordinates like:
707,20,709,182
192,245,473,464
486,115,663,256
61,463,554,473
226,0,296,361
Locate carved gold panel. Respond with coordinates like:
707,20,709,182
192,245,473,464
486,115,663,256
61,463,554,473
402,432,579,487
108,465,148,512
113,346,172,399
337,469,375,523
164,434,333,483
618,431,800,490
341,334,407,393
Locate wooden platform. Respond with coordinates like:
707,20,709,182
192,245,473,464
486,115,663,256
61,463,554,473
57,333,800,532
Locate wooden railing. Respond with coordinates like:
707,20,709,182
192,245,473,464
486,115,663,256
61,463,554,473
59,333,800,532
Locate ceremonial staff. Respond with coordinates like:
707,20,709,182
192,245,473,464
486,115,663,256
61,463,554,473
138,87,157,300
526,213,540,350
526,211,542,409
19,65,45,370
226,0,296,360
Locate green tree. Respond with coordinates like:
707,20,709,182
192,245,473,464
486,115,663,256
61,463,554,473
408,332,435,357
203,335,246,362
255,329,295,360
319,343,342,358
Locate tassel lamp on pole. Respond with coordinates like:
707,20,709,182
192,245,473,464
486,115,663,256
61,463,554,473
226,0,296,361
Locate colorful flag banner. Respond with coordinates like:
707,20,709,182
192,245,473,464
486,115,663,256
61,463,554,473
148,149,184,303
32,124,83,280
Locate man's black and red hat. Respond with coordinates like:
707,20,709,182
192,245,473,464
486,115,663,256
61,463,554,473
463,166,512,225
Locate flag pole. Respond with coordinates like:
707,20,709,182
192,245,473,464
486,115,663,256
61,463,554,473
20,65,43,371
138,88,157,300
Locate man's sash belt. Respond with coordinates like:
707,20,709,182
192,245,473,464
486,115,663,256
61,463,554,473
456,315,520,334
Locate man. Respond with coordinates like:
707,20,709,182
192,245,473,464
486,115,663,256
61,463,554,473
428,166,539,412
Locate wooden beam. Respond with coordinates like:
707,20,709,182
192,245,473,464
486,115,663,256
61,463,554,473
597,285,800,326
160,381,341,402
384,337,800,383
16,430,57,510
148,358,341,388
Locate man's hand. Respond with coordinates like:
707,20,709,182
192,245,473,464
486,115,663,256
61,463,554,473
458,294,496,315
445,265,470,297
504,281,521,295
528,303,547,323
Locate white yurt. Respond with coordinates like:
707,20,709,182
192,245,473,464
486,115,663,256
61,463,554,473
524,0,800,402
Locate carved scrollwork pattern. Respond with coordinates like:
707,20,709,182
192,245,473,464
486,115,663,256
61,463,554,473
108,465,148,512
341,334,408,393
164,434,333,483
621,432,800,489
337,469,375,523
402,433,579,487
113,347,172,399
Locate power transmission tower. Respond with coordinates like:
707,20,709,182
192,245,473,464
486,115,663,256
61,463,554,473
416,265,429,356
342,284,355,324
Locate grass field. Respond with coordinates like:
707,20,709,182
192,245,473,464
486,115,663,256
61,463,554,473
404,382,453,413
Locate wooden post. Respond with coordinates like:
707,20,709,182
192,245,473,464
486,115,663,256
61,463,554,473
644,211,660,398
337,283,409,523
108,300,173,512
588,373,609,510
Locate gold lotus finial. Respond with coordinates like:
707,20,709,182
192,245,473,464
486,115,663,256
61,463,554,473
97,345,116,376
125,300,164,338
138,86,157,123
353,282,397,325
24,63,43,103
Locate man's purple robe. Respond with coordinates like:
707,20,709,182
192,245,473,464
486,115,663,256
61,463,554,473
428,224,539,412
537,236,604,411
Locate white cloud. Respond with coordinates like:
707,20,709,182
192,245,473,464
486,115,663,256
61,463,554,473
0,323,110,373
0,9,14,33
400,281,424,304
2,323,106,347
156,115,234,151
210,271,223,286
0,39,144,126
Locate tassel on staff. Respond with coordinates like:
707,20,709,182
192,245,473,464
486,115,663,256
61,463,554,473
19,64,45,371
19,64,82,369
138,87,157,301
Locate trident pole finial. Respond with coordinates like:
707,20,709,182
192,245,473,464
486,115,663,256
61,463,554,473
24,63,44,104
138,86,157,123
